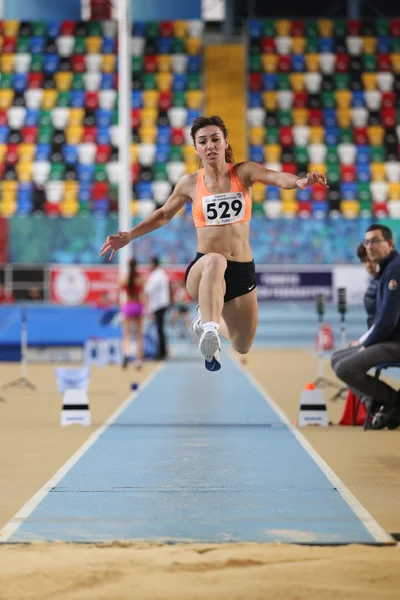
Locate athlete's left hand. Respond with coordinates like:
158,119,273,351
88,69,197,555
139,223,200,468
296,171,329,190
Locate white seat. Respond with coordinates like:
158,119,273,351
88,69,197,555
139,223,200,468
56,35,75,57
172,54,188,73
346,36,362,55
365,90,381,111
32,161,51,185
85,54,102,72
397,125,400,143
319,53,335,74
275,36,292,55
109,126,120,147
386,162,400,182
99,89,117,110
77,143,97,165
138,143,156,167
106,161,121,184
51,107,69,129
167,107,188,128
293,126,310,146
247,107,266,127
166,161,185,185
24,89,43,109
371,181,388,202
187,20,204,37
83,72,101,91
7,107,26,129
377,72,394,92
337,143,356,165
184,126,192,145
264,200,282,218
14,53,31,73
264,162,282,172
45,181,64,203
102,20,117,38
388,200,400,218
152,181,172,204
304,73,322,93
136,200,156,217
131,36,145,57
277,90,293,110
308,144,326,164
351,107,368,127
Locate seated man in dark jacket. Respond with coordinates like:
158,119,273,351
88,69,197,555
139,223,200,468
331,224,400,429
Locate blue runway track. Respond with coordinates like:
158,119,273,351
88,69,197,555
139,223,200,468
2,350,391,545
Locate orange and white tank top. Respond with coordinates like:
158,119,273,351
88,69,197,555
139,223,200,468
192,163,252,229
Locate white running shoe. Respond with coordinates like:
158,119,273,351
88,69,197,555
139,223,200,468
191,304,203,340
199,329,221,372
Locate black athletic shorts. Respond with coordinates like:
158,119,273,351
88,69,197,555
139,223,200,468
184,252,257,303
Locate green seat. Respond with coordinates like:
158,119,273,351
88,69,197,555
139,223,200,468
17,38,31,53
321,91,335,108
358,182,372,202
109,184,119,202
88,22,102,36
392,38,400,52
56,91,70,107
339,128,353,143
327,164,340,184
143,73,156,90
362,54,377,72
277,109,292,126
132,56,143,74
112,107,119,125
333,19,347,37
169,146,183,161
74,37,86,54
305,19,318,37
172,38,186,53
265,126,279,144
145,21,159,38
153,163,168,181
173,91,186,107
370,146,386,162
252,202,265,216
38,125,53,144
334,74,350,90
32,22,46,36
79,202,91,215
306,36,319,53
49,162,66,181
376,19,389,36
359,201,372,216
262,19,275,36
72,74,84,90
0,74,12,89
294,146,308,167
94,164,107,182
187,74,201,90
39,110,52,127
326,146,339,165
30,55,44,72
277,74,290,90
249,55,262,73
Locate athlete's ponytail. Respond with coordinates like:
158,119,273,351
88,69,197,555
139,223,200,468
190,115,234,167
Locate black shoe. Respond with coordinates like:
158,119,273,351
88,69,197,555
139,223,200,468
371,402,400,430
122,355,129,369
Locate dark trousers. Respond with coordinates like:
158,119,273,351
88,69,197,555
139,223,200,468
331,341,400,406
154,307,168,359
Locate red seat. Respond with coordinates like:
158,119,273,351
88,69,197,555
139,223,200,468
131,163,140,184
45,202,61,216
390,19,400,37
279,126,294,147
381,108,396,128
291,21,305,36
171,127,184,145
3,37,17,53
144,55,157,74
373,201,388,217
298,201,312,216
309,108,323,126
311,184,328,201
282,161,297,174
382,91,396,108
248,73,262,92
132,108,140,128
82,126,97,143
22,126,38,143
0,22,3,35
92,182,109,200
113,73,119,89
348,20,361,35
96,144,111,163
27,73,44,88
377,54,391,71
293,91,308,108
85,92,99,110
0,110,7,126
353,127,368,145
341,165,356,182
71,55,86,73
278,55,292,73
61,20,76,35
261,37,275,54
159,91,172,111
0,164,4,179
336,53,349,72
6,144,18,165
160,21,174,37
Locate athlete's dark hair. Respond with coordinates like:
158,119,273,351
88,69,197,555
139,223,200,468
365,224,393,241
190,115,234,166
127,257,137,295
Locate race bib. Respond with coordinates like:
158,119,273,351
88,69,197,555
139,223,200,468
202,192,245,226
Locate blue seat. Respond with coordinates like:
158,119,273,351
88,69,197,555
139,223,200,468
157,126,171,145
357,162,371,182
12,73,28,93
97,127,110,145
18,182,33,193
188,56,201,73
70,90,85,107
266,186,281,200
297,187,311,201
46,21,61,38
356,145,370,164
102,37,115,54
77,164,95,183
263,74,277,90
63,144,78,164
25,109,40,126
187,108,201,124
341,182,357,199
132,90,143,108
248,20,263,38
319,38,334,52
292,55,306,72
44,54,60,74
248,92,263,108
354,363,400,429
157,37,172,54
249,144,264,163
79,185,92,202
35,143,50,160
136,181,153,199
172,74,187,92
132,21,146,36
312,201,328,215
30,36,45,54
323,108,337,127
155,143,170,163
352,90,365,107
325,127,339,145
101,74,114,90
95,109,113,128
0,126,9,143
377,36,390,53
92,200,110,215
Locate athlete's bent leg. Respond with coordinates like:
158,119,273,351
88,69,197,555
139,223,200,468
222,289,258,354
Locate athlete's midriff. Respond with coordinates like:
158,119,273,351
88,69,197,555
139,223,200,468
196,221,253,261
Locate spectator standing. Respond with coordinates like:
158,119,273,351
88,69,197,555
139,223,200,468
144,257,171,360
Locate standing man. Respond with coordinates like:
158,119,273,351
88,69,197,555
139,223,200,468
331,224,400,429
145,257,171,360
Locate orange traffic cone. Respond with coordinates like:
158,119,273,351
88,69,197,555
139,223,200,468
339,390,367,426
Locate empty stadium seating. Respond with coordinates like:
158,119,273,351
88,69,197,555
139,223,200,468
0,19,204,217
247,18,400,219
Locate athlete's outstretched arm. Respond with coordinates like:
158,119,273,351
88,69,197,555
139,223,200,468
242,161,328,190
100,175,192,260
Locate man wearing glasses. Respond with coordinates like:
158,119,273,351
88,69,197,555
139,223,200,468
331,224,400,429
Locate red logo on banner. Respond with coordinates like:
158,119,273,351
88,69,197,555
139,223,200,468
0,218,9,262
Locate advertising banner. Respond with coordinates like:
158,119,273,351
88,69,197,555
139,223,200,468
255,269,333,301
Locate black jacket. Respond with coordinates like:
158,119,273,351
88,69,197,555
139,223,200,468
364,250,400,347
364,277,378,329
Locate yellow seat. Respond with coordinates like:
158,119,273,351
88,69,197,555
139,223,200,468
337,108,351,128
130,199,138,215
262,91,277,111
290,73,305,91
292,108,309,126
143,90,159,108
391,53,400,73
42,89,57,109
281,189,297,203
102,54,116,73
371,163,386,181
275,20,291,36
0,144,6,163
305,53,320,72
363,37,377,54
282,201,298,216
0,200,17,217
65,125,83,144
130,143,138,164
308,163,327,176
291,37,306,54
156,72,173,91
0,54,15,74
60,200,79,217
248,127,265,145
54,72,73,92
388,182,400,200
341,200,359,218
264,144,281,162
86,36,102,54
18,143,35,163
309,127,324,144
173,21,187,38
367,126,384,146
183,144,197,162
262,55,278,73
252,182,266,203
69,108,84,126
4,20,19,37
0,38,3,54
1,189,17,203
139,126,157,144
186,90,203,110
186,37,202,55
185,161,198,174
140,107,158,127
64,181,79,195
362,73,377,90
156,55,172,72
16,162,33,182
335,90,351,109
318,19,333,37
2,181,18,194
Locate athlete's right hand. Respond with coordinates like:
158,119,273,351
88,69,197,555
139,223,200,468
100,230,131,260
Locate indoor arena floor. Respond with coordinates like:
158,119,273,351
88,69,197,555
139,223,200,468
0,331,400,598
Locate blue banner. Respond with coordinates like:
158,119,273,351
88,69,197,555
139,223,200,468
256,270,333,301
